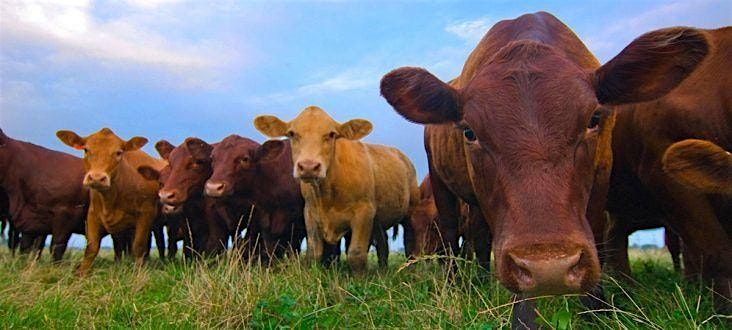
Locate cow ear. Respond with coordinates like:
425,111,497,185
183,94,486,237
594,27,708,105
155,140,175,159
663,139,732,194
56,130,86,150
338,119,372,140
185,138,213,160
137,165,161,181
254,140,286,163
254,115,288,138
123,136,148,151
380,67,461,124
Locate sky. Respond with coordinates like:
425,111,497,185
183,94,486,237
1,0,730,249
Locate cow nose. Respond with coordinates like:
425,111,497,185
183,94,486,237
84,172,110,187
158,190,177,203
296,160,322,178
205,181,226,197
506,247,588,295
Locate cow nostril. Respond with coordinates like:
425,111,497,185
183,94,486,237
297,163,305,171
313,163,321,171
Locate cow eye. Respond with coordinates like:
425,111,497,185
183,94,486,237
115,150,123,157
588,110,602,129
287,131,295,138
463,127,477,142
329,131,337,139
239,157,249,165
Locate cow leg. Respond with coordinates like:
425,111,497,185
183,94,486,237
401,218,416,259
373,222,389,269
429,172,461,260
8,221,19,253
50,228,72,263
152,221,165,260
303,205,324,264
603,214,632,278
111,233,126,262
511,297,538,330
469,206,492,272
77,218,103,276
665,228,682,273
132,214,155,269
34,235,46,260
166,222,178,260
347,205,376,273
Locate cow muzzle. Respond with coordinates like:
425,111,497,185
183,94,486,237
295,159,324,181
162,203,182,215
205,181,228,197
158,189,182,205
83,171,111,190
502,243,599,296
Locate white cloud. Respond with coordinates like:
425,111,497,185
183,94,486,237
0,0,231,88
445,16,493,43
123,0,183,9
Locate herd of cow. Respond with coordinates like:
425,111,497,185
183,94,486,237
0,12,729,328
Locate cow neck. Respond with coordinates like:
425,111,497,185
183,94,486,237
92,157,137,216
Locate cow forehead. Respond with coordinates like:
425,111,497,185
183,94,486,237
212,137,257,161
290,106,340,134
463,47,595,150
168,146,192,165
85,131,124,151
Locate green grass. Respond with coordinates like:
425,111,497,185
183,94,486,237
0,247,728,329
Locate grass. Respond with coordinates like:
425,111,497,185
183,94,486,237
0,247,728,329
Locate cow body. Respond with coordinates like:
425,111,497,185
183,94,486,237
0,129,87,261
204,136,307,262
380,11,709,326
255,106,419,272
57,128,165,275
607,26,732,313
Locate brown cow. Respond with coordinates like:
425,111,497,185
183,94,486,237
607,26,732,313
202,136,311,262
57,128,166,275
0,129,86,261
380,11,708,326
410,175,488,266
254,106,419,272
137,139,230,258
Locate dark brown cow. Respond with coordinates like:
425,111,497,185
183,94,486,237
203,135,311,262
137,138,233,257
410,175,487,265
380,11,708,326
607,27,731,314
0,129,86,261
57,128,166,275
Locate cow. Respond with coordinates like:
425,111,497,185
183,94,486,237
137,139,230,258
410,175,487,265
56,128,166,275
1,188,9,242
198,135,313,263
379,11,709,326
607,23,732,310
254,106,419,272
0,129,87,261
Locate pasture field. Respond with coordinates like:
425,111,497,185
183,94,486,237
0,247,728,329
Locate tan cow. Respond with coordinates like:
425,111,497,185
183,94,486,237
254,106,419,272
57,128,166,275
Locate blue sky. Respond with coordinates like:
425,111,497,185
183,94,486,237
1,0,730,249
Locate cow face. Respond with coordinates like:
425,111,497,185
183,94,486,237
57,128,147,191
254,106,372,182
205,135,259,198
663,139,732,194
381,28,708,296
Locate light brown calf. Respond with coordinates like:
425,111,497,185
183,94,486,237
57,128,166,275
254,106,419,272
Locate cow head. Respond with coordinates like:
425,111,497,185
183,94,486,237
137,138,213,214
663,139,732,194
204,135,284,198
254,106,372,182
57,128,148,191
381,27,708,296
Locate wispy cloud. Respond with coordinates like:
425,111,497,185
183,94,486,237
0,0,235,88
445,16,494,43
584,0,729,62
